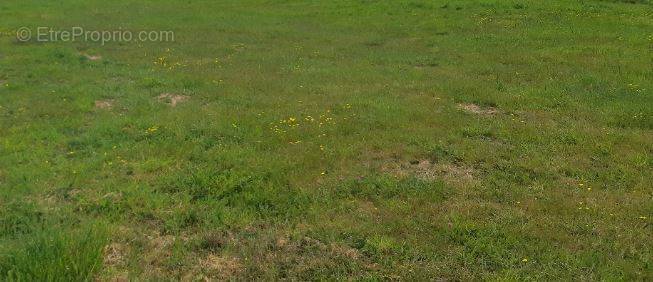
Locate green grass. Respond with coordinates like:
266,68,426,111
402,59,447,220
0,225,107,282
0,0,652,280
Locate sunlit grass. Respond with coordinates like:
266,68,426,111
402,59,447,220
0,0,651,280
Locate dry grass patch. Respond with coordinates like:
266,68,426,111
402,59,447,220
199,254,244,278
257,235,374,274
103,243,128,267
383,159,477,186
140,233,177,277
101,242,130,281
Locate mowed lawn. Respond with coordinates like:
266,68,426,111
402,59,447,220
0,0,652,280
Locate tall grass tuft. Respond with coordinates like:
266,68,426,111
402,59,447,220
0,224,107,281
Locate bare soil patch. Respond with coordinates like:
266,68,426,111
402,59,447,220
157,93,189,107
457,103,499,115
82,53,102,61
95,100,113,110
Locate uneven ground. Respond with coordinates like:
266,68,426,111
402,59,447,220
0,0,652,280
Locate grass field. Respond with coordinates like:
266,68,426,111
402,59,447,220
0,0,652,280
